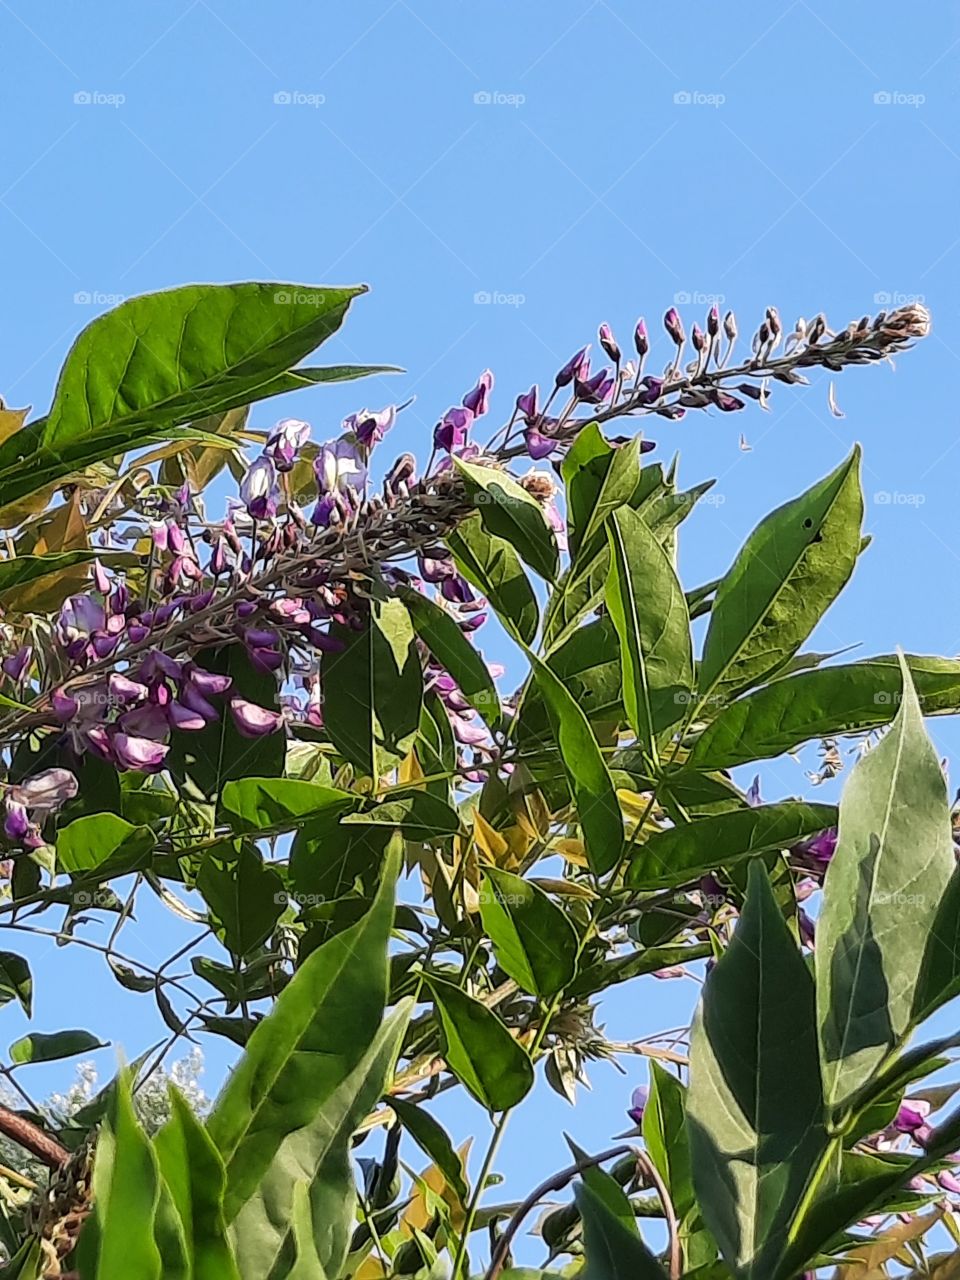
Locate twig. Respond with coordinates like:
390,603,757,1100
484,1145,633,1280
0,1105,68,1171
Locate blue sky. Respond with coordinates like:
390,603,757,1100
2,0,959,1261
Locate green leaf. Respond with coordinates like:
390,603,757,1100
284,1181,329,1280
626,802,837,889
197,843,285,957
914,864,960,1023
389,1095,469,1205
0,551,136,611
478,866,578,995
691,655,960,770
153,1089,240,1280
566,1139,636,1235
562,425,644,563
168,647,283,800
228,1005,409,1280
816,657,956,1111
687,861,827,1280
425,975,534,1111
0,952,32,1016
40,283,365,452
575,1184,667,1280
447,513,539,646
605,506,693,752
10,1028,106,1064
85,1070,163,1280
398,586,501,731
56,812,153,877
342,790,461,838
207,843,400,1222
517,618,624,750
528,651,622,875
322,598,422,778
219,778,355,834
455,457,559,582
643,1062,694,1219
697,448,864,706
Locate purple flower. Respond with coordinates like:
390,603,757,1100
185,666,231,698
938,1170,960,1196
434,406,474,453
599,323,621,364
516,385,539,422
240,455,281,520
555,346,590,388
344,405,396,450
265,418,310,472
462,370,494,417
664,308,685,346
709,389,746,413
634,319,649,358
315,438,366,497
230,697,283,738
745,775,761,807
418,554,456,583
894,1101,931,1134
57,594,105,651
2,645,31,682
627,1086,648,1126
793,828,838,865
113,733,169,773
7,768,78,823
574,368,614,405
3,803,29,842
524,425,556,460
636,376,664,406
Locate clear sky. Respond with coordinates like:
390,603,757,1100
2,0,959,1260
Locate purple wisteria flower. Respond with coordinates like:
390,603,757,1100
4,768,78,848
344,405,396,450
264,418,310,472
516,385,538,423
2,645,31,682
230,696,283,738
434,406,474,454
312,438,367,526
627,1086,648,1126
462,370,494,417
598,322,621,364
240,455,281,520
555,345,590,388
792,828,838,865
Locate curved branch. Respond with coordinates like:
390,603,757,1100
0,1104,69,1170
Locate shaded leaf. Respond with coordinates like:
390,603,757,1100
426,975,534,1111
478,865,578,995
576,1184,667,1280
447,513,539,646
10,1029,106,1064
398,585,501,731
455,457,558,582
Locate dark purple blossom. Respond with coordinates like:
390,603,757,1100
555,346,590,388
344,405,396,450
599,323,621,364
230,696,283,738
434,406,474,453
240,455,281,520
462,370,494,417
265,418,310,472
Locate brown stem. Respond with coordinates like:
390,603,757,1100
0,1103,69,1170
484,1145,633,1280
634,1148,682,1280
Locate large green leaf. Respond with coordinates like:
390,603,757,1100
228,1002,410,1280
84,1070,163,1280
168,647,284,800
691,655,960,770
478,865,579,995
220,778,356,834
56,812,153,877
626,802,837,889
455,457,559,582
528,651,623,875
562,426,645,563
389,1095,469,1205
40,283,364,452
697,449,863,707
10,1028,106,1064
197,843,285,957
153,1090,240,1280
398,585,501,731
322,598,422,779
426,975,534,1111
447,513,539,646
342,790,460,838
605,506,693,753
816,659,955,1111
575,1184,667,1280
0,952,32,1016
516,617,623,750
687,861,827,1280
207,844,399,1221
914,864,960,1023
